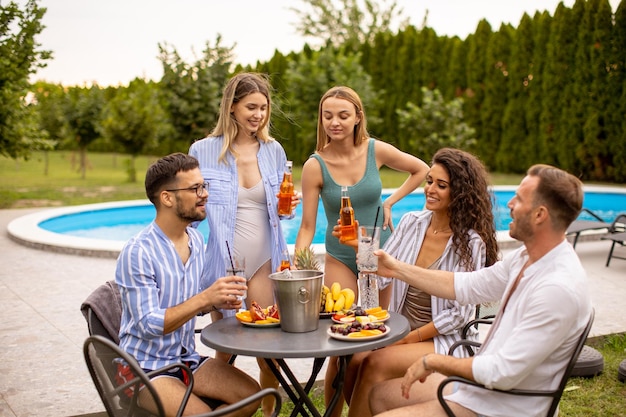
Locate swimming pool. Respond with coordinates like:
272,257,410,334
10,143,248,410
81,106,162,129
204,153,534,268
34,186,626,245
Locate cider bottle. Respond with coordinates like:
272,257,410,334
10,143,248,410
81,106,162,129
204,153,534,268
277,161,294,216
339,186,357,242
279,250,291,271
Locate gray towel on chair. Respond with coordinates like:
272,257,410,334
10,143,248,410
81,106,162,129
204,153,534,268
80,280,122,344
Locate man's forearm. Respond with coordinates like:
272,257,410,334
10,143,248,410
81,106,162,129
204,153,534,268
425,354,475,381
395,264,456,300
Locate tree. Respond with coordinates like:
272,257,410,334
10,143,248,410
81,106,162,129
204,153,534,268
64,85,105,179
158,36,234,151
290,0,408,53
0,0,52,158
397,87,475,162
101,79,168,182
280,47,378,163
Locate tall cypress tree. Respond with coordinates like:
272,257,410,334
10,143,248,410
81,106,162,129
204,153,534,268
579,0,615,180
480,24,513,169
498,14,535,172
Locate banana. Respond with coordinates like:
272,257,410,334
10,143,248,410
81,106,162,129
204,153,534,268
323,285,330,295
334,294,346,312
325,292,335,313
341,288,355,310
331,282,341,301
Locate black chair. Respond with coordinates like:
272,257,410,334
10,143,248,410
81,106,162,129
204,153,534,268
566,208,611,248
601,213,626,266
436,309,595,417
84,335,282,417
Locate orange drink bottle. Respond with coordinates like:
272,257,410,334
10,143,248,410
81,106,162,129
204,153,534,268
339,186,357,242
279,260,291,271
277,161,294,216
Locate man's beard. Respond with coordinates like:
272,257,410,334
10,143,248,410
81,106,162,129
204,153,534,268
176,201,206,223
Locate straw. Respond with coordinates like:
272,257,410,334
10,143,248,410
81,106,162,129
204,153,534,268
225,241,236,271
371,206,381,240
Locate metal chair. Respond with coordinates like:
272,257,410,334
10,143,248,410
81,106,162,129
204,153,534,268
436,309,595,417
601,213,626,266
566,208,611,248
84,335,281,417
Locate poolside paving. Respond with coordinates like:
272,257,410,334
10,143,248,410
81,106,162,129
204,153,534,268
1,207,625,417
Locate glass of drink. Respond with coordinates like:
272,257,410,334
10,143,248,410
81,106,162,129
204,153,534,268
357,225,380,272
225,255,247,300
358,272,379,309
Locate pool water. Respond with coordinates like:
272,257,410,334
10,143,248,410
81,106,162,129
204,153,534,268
39,189,626,244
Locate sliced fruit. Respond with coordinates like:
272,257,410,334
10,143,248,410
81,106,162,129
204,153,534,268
365,306,383,314
340,316,355,323
356,316,370,324
265,317,280,323
371,310,389,319
235,311,253,323
360,329,383,336
347,332,368,338
254,319,272,324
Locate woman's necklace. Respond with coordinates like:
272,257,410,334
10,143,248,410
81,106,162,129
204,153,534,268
431,226,451,235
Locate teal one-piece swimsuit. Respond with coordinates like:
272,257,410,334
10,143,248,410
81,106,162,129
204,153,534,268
312,138,391,277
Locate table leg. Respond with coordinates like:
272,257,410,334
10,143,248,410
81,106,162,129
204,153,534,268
324,355,351,417
264,358,325,417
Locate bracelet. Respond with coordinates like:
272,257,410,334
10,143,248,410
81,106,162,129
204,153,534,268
417,328,423,342
422,354,430,371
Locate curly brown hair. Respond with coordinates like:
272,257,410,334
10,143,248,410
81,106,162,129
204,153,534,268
432,148,499,269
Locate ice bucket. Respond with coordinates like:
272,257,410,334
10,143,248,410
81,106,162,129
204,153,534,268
269,270,323,333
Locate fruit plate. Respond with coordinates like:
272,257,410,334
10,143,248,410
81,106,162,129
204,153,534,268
240,321,281,328
327,326,390,342
331,313,390,324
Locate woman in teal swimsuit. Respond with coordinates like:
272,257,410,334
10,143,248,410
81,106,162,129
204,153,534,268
295,86,429,417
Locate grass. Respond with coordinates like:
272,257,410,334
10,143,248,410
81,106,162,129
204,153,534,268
0,151,524,209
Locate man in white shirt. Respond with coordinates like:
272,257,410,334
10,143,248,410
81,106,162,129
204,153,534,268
369,164,592,417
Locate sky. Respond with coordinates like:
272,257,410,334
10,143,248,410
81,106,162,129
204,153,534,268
29,0,621,87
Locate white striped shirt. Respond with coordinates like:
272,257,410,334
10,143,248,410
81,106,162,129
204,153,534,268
116,222,205,370
380,210,487,357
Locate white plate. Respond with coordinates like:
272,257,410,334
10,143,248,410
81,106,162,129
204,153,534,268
327,326,390,342
331,313,390,324
240,321,281,328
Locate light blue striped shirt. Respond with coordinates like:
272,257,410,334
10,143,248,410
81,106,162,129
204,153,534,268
116,221,205,370
189,135,290,316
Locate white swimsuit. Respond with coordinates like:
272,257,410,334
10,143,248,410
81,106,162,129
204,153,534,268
234,180,272,279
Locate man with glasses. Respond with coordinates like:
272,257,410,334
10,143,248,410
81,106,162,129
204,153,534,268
116,152,262,416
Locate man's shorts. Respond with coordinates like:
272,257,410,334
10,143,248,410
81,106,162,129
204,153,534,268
115,357,209,398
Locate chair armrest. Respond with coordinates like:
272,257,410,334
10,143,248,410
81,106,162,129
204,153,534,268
448,340,483,357
581,208,605,222
195,388,283,417
145,363,195,417
461,316,495,339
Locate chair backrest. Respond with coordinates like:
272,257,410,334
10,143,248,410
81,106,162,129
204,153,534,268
84,335,165,417
545,308,595,416
81,280,123,343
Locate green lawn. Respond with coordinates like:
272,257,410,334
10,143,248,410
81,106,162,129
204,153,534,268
0,151,524,209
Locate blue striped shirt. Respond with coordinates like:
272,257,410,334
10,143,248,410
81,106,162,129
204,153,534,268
116,221,205,370
189,135,290,316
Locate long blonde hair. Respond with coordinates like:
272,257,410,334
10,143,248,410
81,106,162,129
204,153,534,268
315,86,369,152
211,72,273,162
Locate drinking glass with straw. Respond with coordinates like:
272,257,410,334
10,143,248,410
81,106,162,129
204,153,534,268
225,241,247,301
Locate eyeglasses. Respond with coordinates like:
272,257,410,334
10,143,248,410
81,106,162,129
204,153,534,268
165,181,209,197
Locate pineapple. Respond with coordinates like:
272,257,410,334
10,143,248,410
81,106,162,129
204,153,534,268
293,246,321,271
